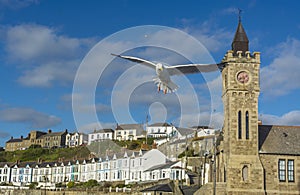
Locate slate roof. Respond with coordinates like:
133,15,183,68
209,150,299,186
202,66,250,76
6,138,23,143
169,138,190,145
259,125,300,155
98,149,148,160
140,183,173,192
39,130,67,138
231,20,249,54
191,125,210,129
0,162,13,167
93,129,114,133
176,127,195,136
144,161,178,172
148,123,171,127
181,185,199,195
116,124,145,135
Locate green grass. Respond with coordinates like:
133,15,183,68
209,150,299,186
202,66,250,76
0,146,90,162
0,138,156,163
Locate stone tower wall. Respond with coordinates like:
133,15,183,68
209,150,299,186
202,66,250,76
220,50,265,194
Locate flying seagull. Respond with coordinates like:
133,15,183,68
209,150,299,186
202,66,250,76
111,54,222,94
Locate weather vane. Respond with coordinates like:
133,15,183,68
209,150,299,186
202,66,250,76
238,8,242,22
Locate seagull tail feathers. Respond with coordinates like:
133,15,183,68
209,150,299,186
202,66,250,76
153,78,178,93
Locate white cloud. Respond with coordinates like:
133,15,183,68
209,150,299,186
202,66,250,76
181,19,232,53
17,60,80,87
77,122,116,133
259,110,300,126
3,24,96,87
61,93,111,113
261,38,300,97
174,111,224,129
148,102,168,124
0,107,61,128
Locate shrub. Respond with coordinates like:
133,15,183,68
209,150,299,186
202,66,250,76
55,182,66,188
84,179,98,188
28,182,38,189
67,181,75,188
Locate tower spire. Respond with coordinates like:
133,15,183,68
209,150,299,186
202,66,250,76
231,9,249,55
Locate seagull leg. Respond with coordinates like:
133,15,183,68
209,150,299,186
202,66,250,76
158,85,160,93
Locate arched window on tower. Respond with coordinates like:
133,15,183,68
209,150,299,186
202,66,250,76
224,167,226,182
238,111,242,139
242,165,248,181
245,111,249,139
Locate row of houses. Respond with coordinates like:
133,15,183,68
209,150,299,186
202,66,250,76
5,123,216,151
0,149,187,187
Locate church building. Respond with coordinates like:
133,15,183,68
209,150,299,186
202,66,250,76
195,18,300,195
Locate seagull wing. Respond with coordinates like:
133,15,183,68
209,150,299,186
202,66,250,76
111,54,157,69
165,63,222,75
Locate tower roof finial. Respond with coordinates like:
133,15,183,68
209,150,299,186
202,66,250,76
238,8,242,23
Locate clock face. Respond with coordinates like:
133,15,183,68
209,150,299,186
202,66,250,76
237,71,249,84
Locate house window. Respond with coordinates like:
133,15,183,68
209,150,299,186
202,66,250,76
245,111,249,139
238,111,242,139
287,160,294,182
278,159,286,182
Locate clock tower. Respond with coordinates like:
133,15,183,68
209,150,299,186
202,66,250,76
220,19,265,194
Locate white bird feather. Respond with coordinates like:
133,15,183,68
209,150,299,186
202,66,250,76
111,54,222,94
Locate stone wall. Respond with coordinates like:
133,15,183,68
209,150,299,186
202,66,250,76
260,154,300,195
194,182,226,195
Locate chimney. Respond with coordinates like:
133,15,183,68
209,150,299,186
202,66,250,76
152,142,157,149
89,153,93,160
73,155,77,161
141,143,149,150
37,158,43,164
48,129,52,134
20,135,23,140
10,136,13,140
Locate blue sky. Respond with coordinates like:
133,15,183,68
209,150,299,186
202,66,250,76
1,0,300,147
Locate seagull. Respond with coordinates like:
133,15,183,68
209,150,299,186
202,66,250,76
111,54,222,94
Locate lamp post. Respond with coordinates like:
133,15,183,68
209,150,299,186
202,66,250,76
213,135,217,195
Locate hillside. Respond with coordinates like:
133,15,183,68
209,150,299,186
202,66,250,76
0,138,155,163
0,145,90,162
